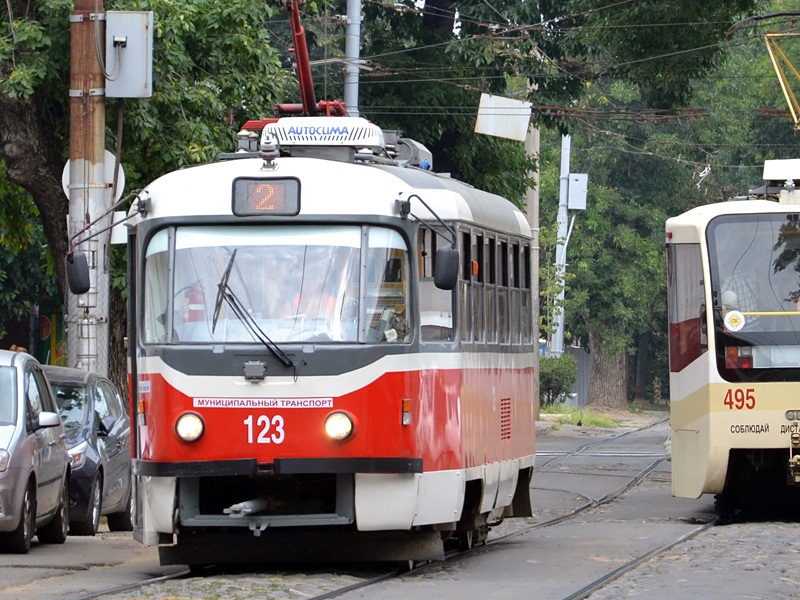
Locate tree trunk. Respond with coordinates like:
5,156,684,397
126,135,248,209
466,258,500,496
0,90,69,295
633,332,649,402
586,327,628,410
108,285,127,395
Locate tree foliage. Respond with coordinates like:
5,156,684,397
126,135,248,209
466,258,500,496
576,0,758,107
0,0,784,394
0,0,294,378
0,163,59,338
539,5,799,406
0,0,294,287
539,353,577,406
109,0,294,187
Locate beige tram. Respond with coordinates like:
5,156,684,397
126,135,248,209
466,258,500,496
666,159,800,514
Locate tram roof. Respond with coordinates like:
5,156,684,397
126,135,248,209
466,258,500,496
666,199,797,243
133,154,531,238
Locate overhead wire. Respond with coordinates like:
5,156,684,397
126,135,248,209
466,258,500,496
280,0,800,157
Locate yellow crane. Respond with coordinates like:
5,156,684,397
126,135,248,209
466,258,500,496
765,32,800,130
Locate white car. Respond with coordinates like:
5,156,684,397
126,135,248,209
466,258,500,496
0,350,70,553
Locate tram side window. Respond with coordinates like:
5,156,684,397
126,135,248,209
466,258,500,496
498,240,510,344
419,227,455,342
473,234,485,343
486,238,497,343
460,231,472,342
667,243,706,372
510,242,522,345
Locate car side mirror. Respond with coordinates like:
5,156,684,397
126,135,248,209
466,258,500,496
39,411,61,428
66,251,91,294
434,247,459,290
99,415,117,435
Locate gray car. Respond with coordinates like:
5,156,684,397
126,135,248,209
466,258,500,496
43,365,132,536
0,350,70,553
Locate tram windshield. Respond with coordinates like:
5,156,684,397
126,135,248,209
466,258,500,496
708,213,800,375
143,225,410,344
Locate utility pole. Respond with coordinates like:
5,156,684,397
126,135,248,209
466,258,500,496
68,0,109,375
344,0,361,116
548,136,587,358
524,126,541,417
549,134,570,357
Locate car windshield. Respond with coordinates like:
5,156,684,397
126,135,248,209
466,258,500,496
0,366,16,425
52,383,89,430
143,225,410,344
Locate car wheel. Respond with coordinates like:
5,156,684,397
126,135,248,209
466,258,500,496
1,480,36,554
71,474,102,536
37,477,69,544
106,481,133,532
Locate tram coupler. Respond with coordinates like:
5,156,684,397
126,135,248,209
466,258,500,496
224,498,271,517
789,433,800,485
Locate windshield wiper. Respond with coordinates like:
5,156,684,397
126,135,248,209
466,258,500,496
212,250,238,333
212,252,295,368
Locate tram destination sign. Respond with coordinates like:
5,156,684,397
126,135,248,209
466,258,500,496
233,177,300,216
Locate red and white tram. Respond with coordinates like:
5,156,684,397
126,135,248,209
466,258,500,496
105,115,538,565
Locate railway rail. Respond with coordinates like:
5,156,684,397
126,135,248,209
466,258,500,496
56,420,718,600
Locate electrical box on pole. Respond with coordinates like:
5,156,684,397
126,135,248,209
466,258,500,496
568,173,588,210
105,11,154,98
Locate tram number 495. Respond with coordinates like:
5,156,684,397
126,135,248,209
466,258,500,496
723,388,756,410
243,414,285,444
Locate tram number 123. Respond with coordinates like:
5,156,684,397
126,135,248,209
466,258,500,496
243,414,286,444
723,389,756,410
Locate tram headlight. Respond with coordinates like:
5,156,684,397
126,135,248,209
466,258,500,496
175,412,205,442
324,412,354,441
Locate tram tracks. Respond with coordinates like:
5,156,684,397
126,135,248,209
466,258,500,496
560,518,717,600
67,422,701,600
298,423,695,600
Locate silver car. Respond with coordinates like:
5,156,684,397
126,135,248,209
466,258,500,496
0,350,70,553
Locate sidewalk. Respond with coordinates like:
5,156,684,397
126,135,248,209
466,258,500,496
536,408,668,438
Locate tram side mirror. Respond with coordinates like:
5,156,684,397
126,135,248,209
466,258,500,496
66,251,91,294
434,247,459,290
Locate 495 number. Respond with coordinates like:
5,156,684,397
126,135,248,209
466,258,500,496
723,388,755,410
243,414,285,444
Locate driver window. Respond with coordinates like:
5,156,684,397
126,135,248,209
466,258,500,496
143,229,170,343
365,228,410,342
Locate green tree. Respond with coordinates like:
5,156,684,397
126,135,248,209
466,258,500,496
577,0,758,108
539,8,800,408
0,164,59,340
0,0,772,394
0,0,292,384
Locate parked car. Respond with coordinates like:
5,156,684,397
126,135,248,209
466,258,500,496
0,350,70,553
42,365,132,536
